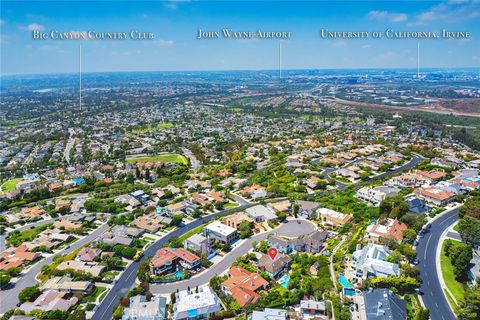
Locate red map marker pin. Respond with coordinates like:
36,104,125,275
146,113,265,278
268,247,278,261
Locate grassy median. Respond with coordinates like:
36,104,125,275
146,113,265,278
440,240,465,304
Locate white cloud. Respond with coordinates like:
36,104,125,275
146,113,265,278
163,0,191,10
368,10,408,23
332,40,347,47
21,23,45,31
414,0,480,24
155,39,174,47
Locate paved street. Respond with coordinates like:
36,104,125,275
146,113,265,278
150,219,316,294
91,203,254,320
321,154,424,191
417,207,459,320
182,147,200,171
0,223,109,313
91,154,425,320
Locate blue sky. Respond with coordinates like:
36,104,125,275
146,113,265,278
1,0,479,74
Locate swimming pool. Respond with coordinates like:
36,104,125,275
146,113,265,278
173,271,184,278
339,274,353,289
280,275,290,288
339,274,356,296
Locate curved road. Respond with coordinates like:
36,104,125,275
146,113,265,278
92,154,425,320
417,207,458,320
0,223,109,313
150,219,316,294
91,204,254,320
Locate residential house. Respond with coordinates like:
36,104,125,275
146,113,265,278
76,247,102,262
56,260,105,277
241,184,267,200
40,276,93,295
317,208,352,228
203,220,238,244
267,200,291,213
365,219,407,243
303,176,322,189
223,212,253,229
386,172,429,188
18,206,45,221
150,248,200,275
221,266,269,307
416,170,448,184
351,244,400,282
415,187,456,206
405,196,431,215
173,287,222,320
258,253,292,279
184,234,211,256
245,205,278,222
298,300,328,320
19,290,78,313
355,186,400,206
251,308,288,320
132,214,165,233
54,219,82,231
122,295,167,320
0,245,40,271
55,199,72,211
353,289,407,320
295,200,320,218
268,230,329,254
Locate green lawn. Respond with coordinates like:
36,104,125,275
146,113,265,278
126,153,188,165
440,241,465,304
130,123,174,134
223,202,239,209
98,288,108,302
81,286,107,303
178,224,206,242
7,223,53,247
0,178,23,194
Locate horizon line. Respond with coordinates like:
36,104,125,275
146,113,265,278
2,66,480,77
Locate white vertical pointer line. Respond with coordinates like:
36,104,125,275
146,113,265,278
79,44,82,111
279,41,282,80
417,42,420,79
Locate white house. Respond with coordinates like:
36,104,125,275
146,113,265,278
173,287,222,320
351,244,400,282
203,220,238,244
355,186,400,206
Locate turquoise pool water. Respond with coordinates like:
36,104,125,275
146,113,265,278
173,271,184,278
339,274,353,289
280,275,290,288
339,274,356,296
